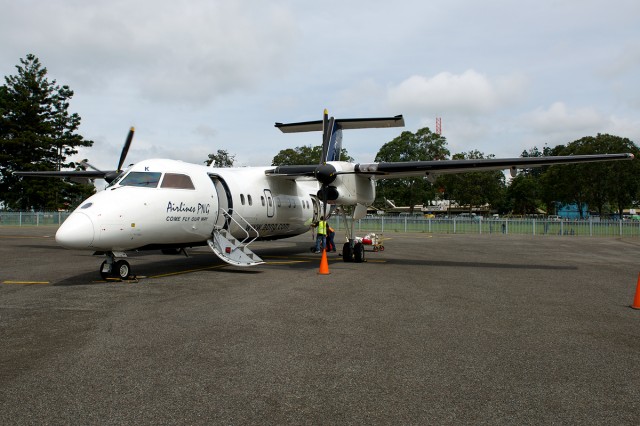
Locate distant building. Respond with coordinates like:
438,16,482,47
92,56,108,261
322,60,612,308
556,202,588,219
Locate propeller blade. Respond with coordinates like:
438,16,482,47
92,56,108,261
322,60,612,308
322,186,328,218
80,160,103,173
321,109,329,164
117,127,135,172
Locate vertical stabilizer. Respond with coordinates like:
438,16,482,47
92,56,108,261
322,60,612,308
325,121,343,163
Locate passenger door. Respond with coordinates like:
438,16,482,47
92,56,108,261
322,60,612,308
264,189,274,218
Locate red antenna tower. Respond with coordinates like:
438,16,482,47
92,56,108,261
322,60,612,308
435,117,442,135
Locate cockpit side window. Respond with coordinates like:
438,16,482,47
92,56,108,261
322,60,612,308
161,173,195,190
119,172,162,188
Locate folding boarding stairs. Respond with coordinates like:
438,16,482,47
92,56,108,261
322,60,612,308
207,209,264,267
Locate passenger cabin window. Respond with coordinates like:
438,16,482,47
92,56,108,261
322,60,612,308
248,195,253,206
119,172,162,188
261,196,265,206
161,173,195,189
240,194,245,205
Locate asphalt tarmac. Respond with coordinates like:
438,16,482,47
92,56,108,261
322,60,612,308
1,226,640,424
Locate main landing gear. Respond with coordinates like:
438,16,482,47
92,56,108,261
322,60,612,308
342,241,365,263
100,252,132,280
336,204,367,264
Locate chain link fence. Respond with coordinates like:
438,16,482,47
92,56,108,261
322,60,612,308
0,211,70,226
2,211,640,238
334,216,640,238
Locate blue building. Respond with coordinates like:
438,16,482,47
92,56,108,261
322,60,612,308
556,202,588,219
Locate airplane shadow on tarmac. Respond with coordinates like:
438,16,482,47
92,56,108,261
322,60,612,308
27,239,577,285
385,258,578,270
52,250,267,286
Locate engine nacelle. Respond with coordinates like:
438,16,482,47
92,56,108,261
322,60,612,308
325,173,375,205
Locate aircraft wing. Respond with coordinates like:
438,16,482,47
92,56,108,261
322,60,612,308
266,153,634,181
354,153,635,180
13,170,114,179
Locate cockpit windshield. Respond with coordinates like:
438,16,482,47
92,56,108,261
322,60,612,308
118,171,162,188
160,173,195,189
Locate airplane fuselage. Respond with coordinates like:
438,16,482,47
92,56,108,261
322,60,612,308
56,159,322,251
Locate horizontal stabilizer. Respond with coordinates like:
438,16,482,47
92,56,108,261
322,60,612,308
275,115,404,133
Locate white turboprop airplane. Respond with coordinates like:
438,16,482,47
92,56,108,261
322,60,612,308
15,110,634,279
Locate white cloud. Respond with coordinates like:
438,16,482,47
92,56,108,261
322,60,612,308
2,0,640,169
521,102,607,135
1,0,298,105
336,79,386,111
387,70,528,116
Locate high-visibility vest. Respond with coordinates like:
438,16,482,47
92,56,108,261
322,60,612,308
317,220,327,235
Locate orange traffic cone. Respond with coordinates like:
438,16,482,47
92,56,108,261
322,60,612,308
319,249,330,275
632,273,640,310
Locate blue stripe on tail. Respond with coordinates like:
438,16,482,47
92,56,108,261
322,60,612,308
325,122,343,162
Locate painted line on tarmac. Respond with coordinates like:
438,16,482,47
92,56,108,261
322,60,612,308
148,264,229,279
3,281,50,285
0,235,53,239
264,255,336,262
265,255,387,264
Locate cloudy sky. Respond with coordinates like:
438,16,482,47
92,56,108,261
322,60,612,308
1,0,639,170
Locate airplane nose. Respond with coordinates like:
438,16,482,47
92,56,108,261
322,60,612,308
56,212,95,249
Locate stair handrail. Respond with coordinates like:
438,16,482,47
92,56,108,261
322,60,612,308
217,208,260,247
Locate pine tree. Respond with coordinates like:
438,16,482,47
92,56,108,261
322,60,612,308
0,54,94,210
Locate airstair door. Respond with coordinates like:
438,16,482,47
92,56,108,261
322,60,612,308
264,189,274,218
209,174,233,229
311,195,320,222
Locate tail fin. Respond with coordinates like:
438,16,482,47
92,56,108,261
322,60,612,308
323,109,343,163
275,110,404,163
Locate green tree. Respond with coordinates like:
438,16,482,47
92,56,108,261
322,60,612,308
271,145,353,166
503,146,553,215
541,134,640,218
506,174,540,215
374,127,450,212
205,149,235,167
0,54,94,210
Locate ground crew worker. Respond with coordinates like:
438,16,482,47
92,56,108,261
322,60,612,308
314,216,327,253
326,223,336,252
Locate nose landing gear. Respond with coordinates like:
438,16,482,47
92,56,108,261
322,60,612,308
100,252,132,280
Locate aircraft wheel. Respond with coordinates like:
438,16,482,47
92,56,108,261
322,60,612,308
342,242,353,262
354,242,365,263
114,260,131,280
99,261,111,280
